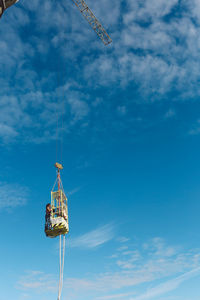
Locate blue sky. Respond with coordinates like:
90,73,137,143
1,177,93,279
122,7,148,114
1,0,200,299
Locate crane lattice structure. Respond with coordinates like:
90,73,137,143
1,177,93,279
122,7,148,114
71,0,112,45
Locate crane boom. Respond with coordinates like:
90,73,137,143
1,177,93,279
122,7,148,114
71,0,112,46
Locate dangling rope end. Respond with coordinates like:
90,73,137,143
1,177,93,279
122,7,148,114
57,234,66,300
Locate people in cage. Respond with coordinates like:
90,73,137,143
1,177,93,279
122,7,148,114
45,203,52,231
45,202,67,230
0,0,19,18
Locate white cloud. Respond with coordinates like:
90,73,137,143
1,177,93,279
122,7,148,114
164,109,175,119
68,96,89,124
86,0,121,28
145,237,178,257
83,0,200,99
0,82,91,144
69,223,115,248
2,0,200,145
17,238,200,300
0,123,18,142
189,119,200,135
130,267,200,300
17,271,56,292
117,106,127,116
65,238,200,297
67,186,81,196
116,250,141,269
124,0,178,23
97,292,136,300
0,182,28,210
117,236,130,243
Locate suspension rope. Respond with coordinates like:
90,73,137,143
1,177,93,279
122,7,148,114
51,178,57,192
61,235,66,292
55,35,66,300
58,235,62,300
58,234,66,300
55,44,64,166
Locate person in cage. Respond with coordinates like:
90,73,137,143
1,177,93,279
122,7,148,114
0,0,19,18
56,204,67,220
45,203,53,231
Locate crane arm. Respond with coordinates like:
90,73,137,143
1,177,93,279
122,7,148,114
71,0,112,46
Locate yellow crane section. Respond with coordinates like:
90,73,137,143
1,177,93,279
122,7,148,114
71,0,112,46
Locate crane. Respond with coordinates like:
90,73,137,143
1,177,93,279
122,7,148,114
71,0,112,45
0,0,112,46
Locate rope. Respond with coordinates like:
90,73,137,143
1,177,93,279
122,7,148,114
58,234,66,300
54,16,66,300
61,235,65,292
55,44,64,165
58,235,62,300
51,178,57,192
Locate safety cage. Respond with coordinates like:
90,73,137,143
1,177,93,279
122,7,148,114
45,163,69,238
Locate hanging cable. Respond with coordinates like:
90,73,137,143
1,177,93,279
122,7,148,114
61,235,66,293
58,235,62,300
58,234,66,300
55,21,66,300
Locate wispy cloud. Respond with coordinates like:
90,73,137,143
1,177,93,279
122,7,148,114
0,81,90,144
1,0,200,145
69,223,115,248
143,237,178,257
17,271,56,292
188,119,200,135
64,238,200,299
164,109,176,119
97,292,136,300
17,238,200,300
117,236,130,243
84,0,200,98
67,186,81,196
0,182,28,210
130,267,200,300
